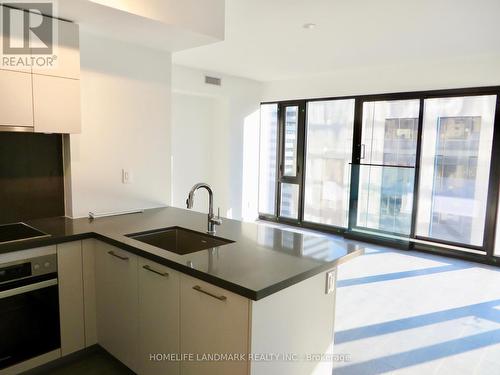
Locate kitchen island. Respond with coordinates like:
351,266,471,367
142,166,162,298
1,207,363,375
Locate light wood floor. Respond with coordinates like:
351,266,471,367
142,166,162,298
332,242,500,374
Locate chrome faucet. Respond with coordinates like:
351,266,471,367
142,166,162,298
186,183,222,235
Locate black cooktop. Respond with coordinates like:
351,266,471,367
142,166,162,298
0,223,49,244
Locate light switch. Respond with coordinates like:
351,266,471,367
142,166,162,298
122,169,132,184
325,269,336,294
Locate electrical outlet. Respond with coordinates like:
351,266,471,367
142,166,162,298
325,269,336,294
122,169,132,184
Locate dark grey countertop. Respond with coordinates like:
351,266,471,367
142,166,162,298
1,207,363,300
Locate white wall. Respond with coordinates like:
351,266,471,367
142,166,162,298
262,54,500,101
68,31,171,218
171,93,217,213
171,65,262,221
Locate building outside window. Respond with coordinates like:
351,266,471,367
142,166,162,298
416,95,496,247
258,104,278,216
303,99,355,227
258,90,499,260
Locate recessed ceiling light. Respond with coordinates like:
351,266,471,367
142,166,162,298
303,23,316,29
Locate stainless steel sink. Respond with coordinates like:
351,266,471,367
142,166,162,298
126,226,233,255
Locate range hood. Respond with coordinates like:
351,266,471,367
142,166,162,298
0,126,34,132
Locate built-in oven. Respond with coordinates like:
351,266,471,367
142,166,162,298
0,253,60,370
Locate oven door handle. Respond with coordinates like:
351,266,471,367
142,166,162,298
0,278,58,299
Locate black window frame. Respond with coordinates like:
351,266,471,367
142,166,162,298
259,86,500,266
276,101,306,224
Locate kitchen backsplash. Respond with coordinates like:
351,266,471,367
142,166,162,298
0,132,64,224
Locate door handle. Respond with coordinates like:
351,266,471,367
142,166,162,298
0,278,57,299
143,265,169,277
360,144,366,160
192,285,227,301
107,250,129,261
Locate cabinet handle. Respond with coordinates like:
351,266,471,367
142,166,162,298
107,250,129,261
192,285,227,301
143,265,169,277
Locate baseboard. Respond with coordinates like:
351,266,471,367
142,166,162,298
1,349,61,375
21,345,100,375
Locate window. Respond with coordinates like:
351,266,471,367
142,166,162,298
279,183,300,219
416,95,496,246
303,99,355,227
258,104,278,215
258,88,500,261
355,99,420,235
276,102,304,222
283,107,299,177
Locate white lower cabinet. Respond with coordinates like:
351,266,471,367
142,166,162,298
8,240,335,375
57,241,85,356
58,240,334,375
95,243,139,373
179,274,250,375
95,244,251,375
81,239,98,347
138,257,180,375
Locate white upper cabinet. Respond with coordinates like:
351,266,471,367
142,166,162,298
0,7,31,73
0,70,33,128
31,18,81,133
0,7,81,133
31,17,80,80
32,74,81,133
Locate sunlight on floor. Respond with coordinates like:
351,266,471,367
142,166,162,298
333,245,500,375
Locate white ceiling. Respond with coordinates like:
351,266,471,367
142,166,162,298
173,0,500,82
12,0,224,51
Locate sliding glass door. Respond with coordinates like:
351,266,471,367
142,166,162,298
353,99,420,236
416,95,497,247
258,87,500,261
351,94,497,248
